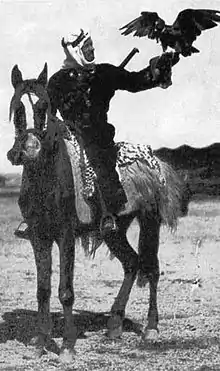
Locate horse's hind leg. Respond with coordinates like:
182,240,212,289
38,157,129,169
104,218,138,339
29,230,53,356
137,213,160,341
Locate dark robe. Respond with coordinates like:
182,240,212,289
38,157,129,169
47,63,159,143
47,62,160,212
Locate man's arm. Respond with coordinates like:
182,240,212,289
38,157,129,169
112,52,179,93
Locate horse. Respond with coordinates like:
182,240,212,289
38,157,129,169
7,63,189,362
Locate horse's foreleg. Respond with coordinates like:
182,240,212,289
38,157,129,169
55,224,76,362
104,224,138,339
30,230,53,356
137,214,160,341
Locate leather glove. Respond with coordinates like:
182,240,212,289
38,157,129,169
150,52,180,89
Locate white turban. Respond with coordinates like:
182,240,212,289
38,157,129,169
61,28,95,69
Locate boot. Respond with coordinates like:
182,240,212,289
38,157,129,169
99,188,127,237
14,221,30,240
100,213,118,237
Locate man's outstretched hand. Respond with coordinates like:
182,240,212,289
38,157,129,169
150,52,180,89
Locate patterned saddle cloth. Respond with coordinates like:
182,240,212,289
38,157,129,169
64,132,165,201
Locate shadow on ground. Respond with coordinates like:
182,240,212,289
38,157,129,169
0,308,143,346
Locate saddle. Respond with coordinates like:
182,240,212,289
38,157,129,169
63,130,165,224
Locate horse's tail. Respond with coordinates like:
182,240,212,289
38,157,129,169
156,158,184,229
120,157,184,230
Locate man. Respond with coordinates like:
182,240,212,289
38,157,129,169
46,29,179,236
16,28,179,239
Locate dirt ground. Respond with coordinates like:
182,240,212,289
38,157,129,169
0,194,220,371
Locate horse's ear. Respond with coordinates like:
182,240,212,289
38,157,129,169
11,65,23,89
37,63,48,87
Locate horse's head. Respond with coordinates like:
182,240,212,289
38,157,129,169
7,63,52,166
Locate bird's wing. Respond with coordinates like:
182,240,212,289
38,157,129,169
171,9,220,43
120,11,165,38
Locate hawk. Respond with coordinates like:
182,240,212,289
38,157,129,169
120,9,220,57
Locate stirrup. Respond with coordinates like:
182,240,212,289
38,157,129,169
14,221,30,240
100,213,118,237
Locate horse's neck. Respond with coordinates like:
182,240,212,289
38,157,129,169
54,136,75,195
22,149,56,195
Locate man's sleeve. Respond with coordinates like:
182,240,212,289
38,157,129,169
110,52,177,92
111,64,159,93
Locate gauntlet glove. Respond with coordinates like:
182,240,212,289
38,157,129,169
150,52,180,89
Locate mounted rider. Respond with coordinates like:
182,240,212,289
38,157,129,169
46,28,179,236
15,28,179,239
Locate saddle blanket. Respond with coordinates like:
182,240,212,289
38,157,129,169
65,133,165,201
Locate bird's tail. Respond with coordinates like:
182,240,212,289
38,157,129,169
190,46,200,54
182,46,200,57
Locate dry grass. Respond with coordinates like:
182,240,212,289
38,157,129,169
0,193,220,370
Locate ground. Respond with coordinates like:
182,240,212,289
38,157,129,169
0,191,220,371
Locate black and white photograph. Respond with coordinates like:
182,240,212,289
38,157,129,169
0,0,220,370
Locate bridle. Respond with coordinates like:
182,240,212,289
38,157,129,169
9,78,53,133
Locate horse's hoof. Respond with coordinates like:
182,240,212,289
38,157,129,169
59,348,76,364
136,272,149,288
24,345,46,359
35,346,47,358
29,335,47,358
107,315,123,339
142,328,159,342
106,325,123,339
29,336,37,346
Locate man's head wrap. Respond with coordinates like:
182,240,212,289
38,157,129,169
61,28,95,69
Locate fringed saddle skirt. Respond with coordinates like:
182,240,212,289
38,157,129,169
64,132,165,223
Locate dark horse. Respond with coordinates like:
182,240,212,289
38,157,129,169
7,63,188,362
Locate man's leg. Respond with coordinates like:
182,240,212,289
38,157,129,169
84,142,127,235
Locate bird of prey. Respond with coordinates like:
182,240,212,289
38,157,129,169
120,9,220,57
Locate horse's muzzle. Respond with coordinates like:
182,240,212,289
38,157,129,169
7,132,42,166
7,141,23,166
23,133,41,160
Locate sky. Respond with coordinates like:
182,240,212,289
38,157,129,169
1,0,220,173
